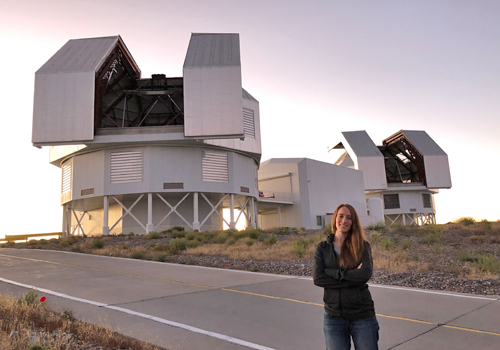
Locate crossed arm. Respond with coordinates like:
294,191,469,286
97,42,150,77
313,241,373,288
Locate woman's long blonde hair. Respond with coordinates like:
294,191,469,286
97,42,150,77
331,204,366,269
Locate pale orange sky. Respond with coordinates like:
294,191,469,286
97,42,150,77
1,0,499,236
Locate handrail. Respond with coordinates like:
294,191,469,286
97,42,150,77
1,232,62,243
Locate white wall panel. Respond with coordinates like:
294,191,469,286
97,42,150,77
424,155,452,189
32,72,95,144
184,66,243,138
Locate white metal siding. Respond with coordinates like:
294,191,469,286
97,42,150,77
202,151,229,182
62,162,72,193
243,108,255,137
254,163,258,189
110,150,143,184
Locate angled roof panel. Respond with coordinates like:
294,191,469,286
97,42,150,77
341,131,384,157
184,33,240,67
401,130,447,156
37,36,120,73
242,88,258,102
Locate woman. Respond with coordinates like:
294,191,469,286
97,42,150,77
313,204,379,350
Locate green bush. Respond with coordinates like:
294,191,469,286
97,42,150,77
455,217,475,226
401,239,412,250
170,230,186,238
173,226,185,232
379,238,395,250
155,253,167,262
480,219,492,230
268,227,291,235
169,238,187,254
59,235,78,247
470,235,485,244
268,233,278,245
474,254,500,274
62,309,75,321
366,221,385,231
91,237,105,249
243,228,262,240
29,346,49,350
147,231,161,240
131,248,146,259
19,289,38,306
214,232,229,244
245,238,254,246
185,232,196,240
186,240,201,249
292,238,310,257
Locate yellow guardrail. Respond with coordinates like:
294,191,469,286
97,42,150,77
0,232,62,243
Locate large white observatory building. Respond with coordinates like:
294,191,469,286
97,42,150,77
32,34,261,236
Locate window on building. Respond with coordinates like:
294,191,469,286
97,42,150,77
384,194,400,209
316,216,323,226
61,161,72,194
422,193,432,208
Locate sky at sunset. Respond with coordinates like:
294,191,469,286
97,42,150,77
1,0,499,237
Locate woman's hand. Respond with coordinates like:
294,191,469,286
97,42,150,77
357,263,362,269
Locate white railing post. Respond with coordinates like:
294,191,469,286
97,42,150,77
103,195,110,235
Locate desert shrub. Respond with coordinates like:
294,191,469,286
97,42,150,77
432,244,444,253
169,238,187,254
186,240,201,249
474,254,500,274
321,224,332,236
298,227,306,234
71,246,82,253
455,217,475,226
131,247,146,259
245,238,254,246
128,232,135,236
185,232,196,240
62,309,75,321
422,226,442,245
226,237,239,245
147,231,161,240
457,250,477,262
470,235,485,244
170,230,186,238
369,233,381,243
292,238,311,257
155,253,167,262
172,226,185,232
480,219,492,230
29,346,49,350
268,227,291,235
59,235,78,247
214,231,229,244
268,233,278,245
153,244,169,251
378,238,395,250
91,237,105,249
366,221,385,231
244,228,262,240
19,289,38,306
401,239,412,250
147,242,156,248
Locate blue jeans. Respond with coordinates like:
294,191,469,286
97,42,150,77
324,313,379,350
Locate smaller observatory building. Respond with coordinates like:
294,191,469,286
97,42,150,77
32,34,261,236
333,130,452,226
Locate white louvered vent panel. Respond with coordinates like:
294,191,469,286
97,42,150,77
243,108,255,138
62,162,72,194
111,150,143,184
202,151,229,183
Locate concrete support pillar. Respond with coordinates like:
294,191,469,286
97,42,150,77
193,192,200,231
229,194,236,230
250,197,256,228
402,213,406,226
278,206,282,227
103,195,110,236
146,193,154,233
62,204,69,237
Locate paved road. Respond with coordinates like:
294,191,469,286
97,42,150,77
0,249,498,350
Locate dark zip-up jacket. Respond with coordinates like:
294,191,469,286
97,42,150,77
313,234,375,321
